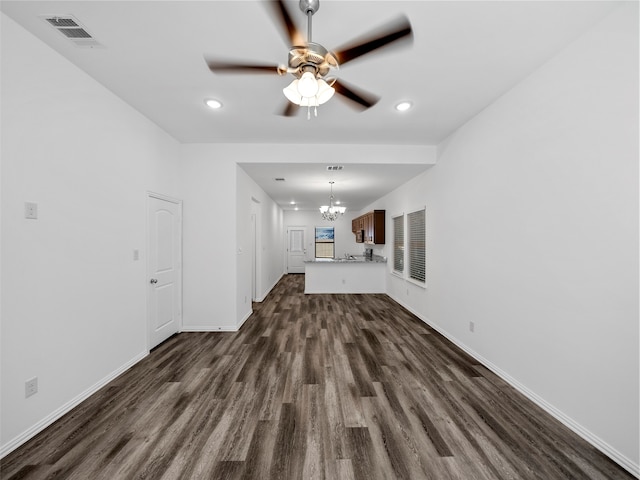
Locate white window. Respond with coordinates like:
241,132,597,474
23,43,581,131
392,214,404,274
408,209,426,284
315,226,335,258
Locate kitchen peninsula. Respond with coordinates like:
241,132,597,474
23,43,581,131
304,255,387,294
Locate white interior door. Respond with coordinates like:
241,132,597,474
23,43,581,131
287,226,306,274
147,194,182,349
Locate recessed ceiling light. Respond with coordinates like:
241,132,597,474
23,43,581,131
290,201,296,205
204,98,223,109
395,101,412,112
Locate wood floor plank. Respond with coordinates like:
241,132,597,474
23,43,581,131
240,420,276,479
361,387,420,480
320,370,347,479
332,353,368,428
1,274,633,480
301,384,325,480
269,402,303,480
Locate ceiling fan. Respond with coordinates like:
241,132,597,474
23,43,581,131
204,0,413,118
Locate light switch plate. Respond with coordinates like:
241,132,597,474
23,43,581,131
25,377,38,398
24,202,38,219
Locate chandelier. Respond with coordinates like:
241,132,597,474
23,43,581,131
319,181,346,221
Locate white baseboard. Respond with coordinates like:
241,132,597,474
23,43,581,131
387,293,640,479
181,305,265,333
237,309,253,330
0,350,148,460
181,325,239,332
254,272,284,303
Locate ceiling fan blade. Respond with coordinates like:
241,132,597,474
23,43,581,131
280,101,299,117
333,15,413,66
266,0,306,47
205,58,282,75
333,80,380,111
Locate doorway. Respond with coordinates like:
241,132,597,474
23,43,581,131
147,193,182,349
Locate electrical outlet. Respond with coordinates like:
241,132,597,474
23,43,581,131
25,377,38,398
469,322,475,333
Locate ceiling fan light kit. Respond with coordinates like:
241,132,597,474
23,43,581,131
205,0,413,119
283,77,335,118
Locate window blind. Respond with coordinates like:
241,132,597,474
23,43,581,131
393,215,404,273
408,209,425,283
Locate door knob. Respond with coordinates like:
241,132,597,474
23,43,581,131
150,278,158,284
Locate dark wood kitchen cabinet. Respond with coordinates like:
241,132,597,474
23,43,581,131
352,210,385,244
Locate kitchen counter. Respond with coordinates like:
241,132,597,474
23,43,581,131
304,255,386,294
304,255,387,264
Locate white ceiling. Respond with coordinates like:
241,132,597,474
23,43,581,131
1,0,621,211
241,162,433,211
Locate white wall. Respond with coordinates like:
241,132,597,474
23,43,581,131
369,4,639,474
236,165,285,311
261,201,285,297
179,145,237,331
1,14,181,454
179,149,286,332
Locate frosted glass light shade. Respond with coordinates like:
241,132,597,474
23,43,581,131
316,79,335,105
298,71,319,97
283,76,335,106
283,80,302,104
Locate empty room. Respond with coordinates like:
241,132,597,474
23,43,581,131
1,1,638,479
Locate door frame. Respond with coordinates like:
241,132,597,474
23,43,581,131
146,191,183,350
251,197,261,301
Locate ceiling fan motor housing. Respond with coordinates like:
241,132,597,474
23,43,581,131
288,42,338,79
299,0,320,15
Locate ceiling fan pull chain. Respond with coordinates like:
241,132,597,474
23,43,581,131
314,105,318,117
307,105,311,120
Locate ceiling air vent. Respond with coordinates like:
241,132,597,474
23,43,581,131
326,165,344,171
41,15,102,48
274,178,286,182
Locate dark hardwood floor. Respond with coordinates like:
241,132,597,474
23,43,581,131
1,274,633,479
